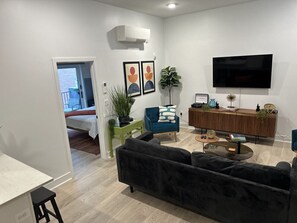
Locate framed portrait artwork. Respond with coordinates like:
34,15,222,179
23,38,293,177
141,61,155,94
123,61,141,97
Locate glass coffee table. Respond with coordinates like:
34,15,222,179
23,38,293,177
204,141,253,161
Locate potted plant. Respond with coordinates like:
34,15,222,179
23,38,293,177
159,66,181,105
109,86,135,126
256,108,269,122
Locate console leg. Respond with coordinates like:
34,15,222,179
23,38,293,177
129,186,134,193
237,142,241,154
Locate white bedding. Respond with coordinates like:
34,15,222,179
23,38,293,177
65,106,98,139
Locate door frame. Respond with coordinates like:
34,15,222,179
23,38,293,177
52,57,106,177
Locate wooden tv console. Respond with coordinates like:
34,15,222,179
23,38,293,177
188,108,277,138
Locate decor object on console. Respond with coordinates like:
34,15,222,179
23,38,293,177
264,103,276,111
226,94,236,108
123,61,141,97
109,86,135,127
208,99,216,108
141,61,155,94
159,66,181,105
116,131,297,223
256,104,260,112
191,93,209,108
292,129,297,151
256,108,269,122
145,106,179,141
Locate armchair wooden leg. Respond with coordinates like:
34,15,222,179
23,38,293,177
129,186,134,193
174,132,177,142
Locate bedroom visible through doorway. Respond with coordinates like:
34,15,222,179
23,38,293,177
57,62,100,156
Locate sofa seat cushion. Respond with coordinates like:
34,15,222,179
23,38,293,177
191,152,237,174
230,162,290,190
125,138,191,164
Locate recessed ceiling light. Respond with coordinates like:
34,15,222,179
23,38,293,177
167,3,177,9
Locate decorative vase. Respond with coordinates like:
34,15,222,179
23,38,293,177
209,99,216,108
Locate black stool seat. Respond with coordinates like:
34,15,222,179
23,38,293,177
31,187,63,223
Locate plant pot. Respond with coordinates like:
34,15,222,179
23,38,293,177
119,116,130,127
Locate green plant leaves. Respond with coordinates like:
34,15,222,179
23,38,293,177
109,86,134,118
159,66,181,89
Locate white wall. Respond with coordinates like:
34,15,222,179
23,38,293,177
0,0,164,187
164,0,297,140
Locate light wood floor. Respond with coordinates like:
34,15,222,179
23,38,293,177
48,127,295,223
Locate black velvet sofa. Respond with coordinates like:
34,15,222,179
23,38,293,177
116,132,297,223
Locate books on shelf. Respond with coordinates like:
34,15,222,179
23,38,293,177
229,134,246,143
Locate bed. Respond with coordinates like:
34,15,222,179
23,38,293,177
65,106,98,139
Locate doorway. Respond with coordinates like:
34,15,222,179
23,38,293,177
57,62,100,156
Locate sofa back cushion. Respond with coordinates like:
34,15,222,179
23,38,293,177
191,152,237,174
125,138,191,164
229,162,290,190
191,152,290,190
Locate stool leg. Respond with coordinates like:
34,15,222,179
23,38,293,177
33,205,40,223
41,204,50,222
50,198,64,223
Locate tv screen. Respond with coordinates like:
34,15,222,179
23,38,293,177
213,54,273,88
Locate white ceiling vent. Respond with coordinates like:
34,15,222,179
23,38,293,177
116,25,150,43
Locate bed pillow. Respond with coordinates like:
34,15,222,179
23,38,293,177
158,105,176,123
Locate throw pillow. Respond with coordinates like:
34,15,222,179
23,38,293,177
158,105,176,123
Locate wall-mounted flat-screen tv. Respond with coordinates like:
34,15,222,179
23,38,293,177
213,54,273,88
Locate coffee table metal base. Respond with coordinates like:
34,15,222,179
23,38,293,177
204,141,253,161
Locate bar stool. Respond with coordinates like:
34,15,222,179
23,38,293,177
31,187,64,223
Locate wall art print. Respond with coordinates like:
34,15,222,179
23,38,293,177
141,61,155,94
123,61,141,97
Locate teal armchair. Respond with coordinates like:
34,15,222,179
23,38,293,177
145,107,179,141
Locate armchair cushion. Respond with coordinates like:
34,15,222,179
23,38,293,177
158,105,176,123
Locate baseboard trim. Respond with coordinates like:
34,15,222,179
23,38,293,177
44,171,73,190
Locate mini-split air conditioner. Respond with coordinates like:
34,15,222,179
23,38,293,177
116,25,150,43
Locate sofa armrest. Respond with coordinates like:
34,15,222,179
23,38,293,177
288,157,297,223
135,131,154,142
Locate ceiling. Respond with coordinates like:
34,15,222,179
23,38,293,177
93,0,258,18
